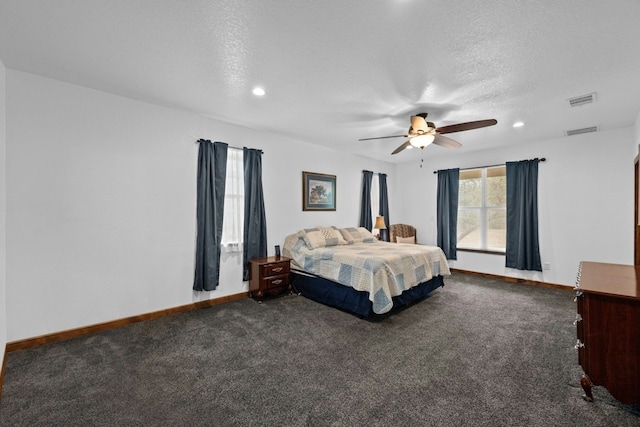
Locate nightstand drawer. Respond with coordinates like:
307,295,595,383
262,262,290,277
262,273,290,290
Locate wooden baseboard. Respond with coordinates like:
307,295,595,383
450,268,572,291
6,292,249,353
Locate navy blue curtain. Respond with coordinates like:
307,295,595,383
437,168,459,260
243,148,268,281
193,140,228,291
506,159,542,271
378,173,390,242
359,170,373,230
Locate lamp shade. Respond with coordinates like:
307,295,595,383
374,215,387,229
409,133,435,148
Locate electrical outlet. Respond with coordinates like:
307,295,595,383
543,262,551,271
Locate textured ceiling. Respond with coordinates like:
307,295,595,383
1,0,640,162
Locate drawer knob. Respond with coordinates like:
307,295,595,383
574,339,585,349
272,267,283,273
272,279,283,285
572,314,582,325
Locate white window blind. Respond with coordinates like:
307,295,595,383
370,173,379,227
221,149,244,253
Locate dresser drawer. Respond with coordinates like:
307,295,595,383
575,295,585,366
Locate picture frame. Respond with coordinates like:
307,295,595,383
302,171,336,211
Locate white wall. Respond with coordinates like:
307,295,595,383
6,68,637,342
5,70,394,341
635,111,640,148
0,59,6,367
394,127,637,286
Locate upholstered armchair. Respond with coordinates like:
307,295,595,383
388,224,417,244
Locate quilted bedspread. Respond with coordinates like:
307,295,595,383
283,232,450,314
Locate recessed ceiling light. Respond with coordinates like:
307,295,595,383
513,121,524,128
252,87,266,96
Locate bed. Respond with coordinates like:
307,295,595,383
283,226,451,318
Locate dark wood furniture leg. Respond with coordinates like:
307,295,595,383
581,374,594,402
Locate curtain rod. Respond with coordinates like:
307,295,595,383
195,139,262,153
433,157,546,174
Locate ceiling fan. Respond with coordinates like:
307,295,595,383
359,113,497,155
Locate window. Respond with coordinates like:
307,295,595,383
221,149,244,252
370,173,379,226
457,165,506,251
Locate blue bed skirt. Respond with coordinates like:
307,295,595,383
291,270,445,319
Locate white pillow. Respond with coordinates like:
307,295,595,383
396,235,416,244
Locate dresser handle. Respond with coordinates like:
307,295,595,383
572,314,582,325
272,279,283,285
573,291,583,302
272,267,283,273
574,339,585,349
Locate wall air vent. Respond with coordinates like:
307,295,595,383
568,93,597,107
565,126,598,137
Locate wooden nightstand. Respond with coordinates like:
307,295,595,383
249,256,291,300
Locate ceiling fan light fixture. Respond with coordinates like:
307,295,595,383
410,133,435,148
362,113,496,155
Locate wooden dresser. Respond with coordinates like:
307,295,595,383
249,256,291,300
575,261,640,404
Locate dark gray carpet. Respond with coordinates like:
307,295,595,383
1,272,638,426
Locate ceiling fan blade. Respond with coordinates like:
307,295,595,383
358,134,408,141
433,134,463,149
391,140,411,155
436,119,497,134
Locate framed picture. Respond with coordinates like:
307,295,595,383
302,171,336,211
